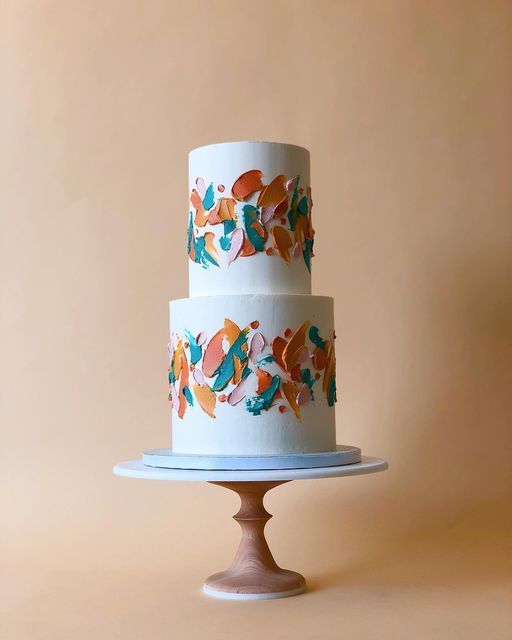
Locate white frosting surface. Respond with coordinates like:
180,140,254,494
170,294,336,456
188,141,312,297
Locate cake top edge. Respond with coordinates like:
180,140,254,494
170,294,333,304
189,140,310,157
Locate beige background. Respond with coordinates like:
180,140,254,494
2,1,511,638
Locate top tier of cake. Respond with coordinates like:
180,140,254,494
188,141,313,297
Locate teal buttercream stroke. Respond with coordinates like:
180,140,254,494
243,205,265,252
219,219,236,252
219,235,231,251
297,195,309,215
195,236,219,268
223,219,236,235
301,368,316,400
327,375,337,407
182,386,194,406
245,375,281,416
187,213,194,256
188,212,219,269
287,175,301,231
202,183,215,210
185,331,202,365
309,326,326,350
303,238,313,273
211,328,250,392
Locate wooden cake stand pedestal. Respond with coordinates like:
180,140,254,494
204,480,304,599
113,457,388,600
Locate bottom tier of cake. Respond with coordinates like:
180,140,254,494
168,294,337,455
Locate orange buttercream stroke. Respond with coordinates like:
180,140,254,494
271,335,287,371
178,348,189,419
204,232,220,264
255,367,273,394
173,339,184,381
312,346,327,370
232,354,247,385
193,382,216,418
257,174,287,208
271,226,293,263
282,321,310,371
207,197,237,225
322,340,334,395
190,188,208,227
240,234,256,257
282,380,301,421
231,170,264,201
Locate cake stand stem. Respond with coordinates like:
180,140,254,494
203,481,306,600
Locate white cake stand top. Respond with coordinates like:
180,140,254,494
113,456,387,482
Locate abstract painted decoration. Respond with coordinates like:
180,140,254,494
168,319,336,420
188,171,315,272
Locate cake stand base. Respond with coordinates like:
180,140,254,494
203,481,305,600
113,456,388,599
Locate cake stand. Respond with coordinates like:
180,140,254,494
113,456,388,600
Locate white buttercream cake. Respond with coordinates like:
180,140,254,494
168,141,337,456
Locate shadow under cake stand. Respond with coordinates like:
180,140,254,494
113,452,388,600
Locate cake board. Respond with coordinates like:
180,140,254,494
113,456,388,600
142,444,361,470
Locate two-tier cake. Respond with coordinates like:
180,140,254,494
167,141,339,459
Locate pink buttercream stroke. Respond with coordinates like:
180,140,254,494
195,177,206,199
227,376,250,406
227,227,244,266
249,332,265,363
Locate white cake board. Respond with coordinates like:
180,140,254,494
114,456,387,482
142,444,361,470
113,456,388,600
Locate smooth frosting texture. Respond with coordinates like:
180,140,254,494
188,141,313,297
169,294,336,455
